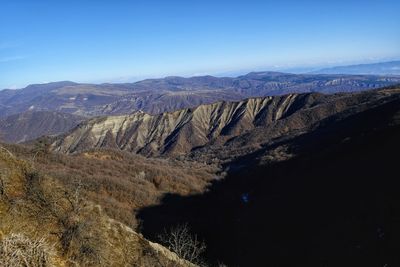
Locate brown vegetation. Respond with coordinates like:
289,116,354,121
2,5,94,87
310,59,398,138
5,142,218,229
0,145,201,266
0,233,55,267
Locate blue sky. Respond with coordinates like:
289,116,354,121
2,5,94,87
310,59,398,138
1,0,399,89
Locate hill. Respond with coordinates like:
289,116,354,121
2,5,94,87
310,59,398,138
0,146,195,267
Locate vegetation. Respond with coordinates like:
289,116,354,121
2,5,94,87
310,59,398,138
0,233,55,267
5,142,218,229
0,145,198,266
158,224,207,265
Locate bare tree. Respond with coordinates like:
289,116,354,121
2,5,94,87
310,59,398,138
158,223,206,265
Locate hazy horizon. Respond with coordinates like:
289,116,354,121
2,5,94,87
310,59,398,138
1,0,399,89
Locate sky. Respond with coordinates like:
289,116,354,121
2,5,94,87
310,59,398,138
1,0,399,89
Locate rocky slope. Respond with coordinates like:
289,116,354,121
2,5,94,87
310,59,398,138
0,111,84,143
1,73,399,117
51,87,400,161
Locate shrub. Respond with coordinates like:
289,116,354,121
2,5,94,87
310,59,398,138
158,223,206,265
0,233,55,267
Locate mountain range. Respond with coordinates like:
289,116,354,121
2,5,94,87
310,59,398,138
1,72,399,145
1,72,399,119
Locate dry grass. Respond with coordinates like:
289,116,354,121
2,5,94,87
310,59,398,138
0,233,55,267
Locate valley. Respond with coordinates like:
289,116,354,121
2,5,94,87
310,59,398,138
2,1,399,265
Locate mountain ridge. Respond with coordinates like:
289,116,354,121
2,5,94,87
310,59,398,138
51,87,400,161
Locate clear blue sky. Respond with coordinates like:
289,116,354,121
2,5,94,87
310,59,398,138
1,0,399,89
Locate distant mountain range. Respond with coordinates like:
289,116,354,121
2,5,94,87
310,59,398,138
311,60,400,75
1,72,399,119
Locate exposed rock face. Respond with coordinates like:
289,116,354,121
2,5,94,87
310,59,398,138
0,111,84,143
51,88,400,158
51,94,302,155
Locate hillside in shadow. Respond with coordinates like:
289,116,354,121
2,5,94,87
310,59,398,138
137,98,400,266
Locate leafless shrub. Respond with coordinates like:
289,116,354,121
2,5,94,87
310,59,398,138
0,145,15,159
0,233,55,267
158,223,206,265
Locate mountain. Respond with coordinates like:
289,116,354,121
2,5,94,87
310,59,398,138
51,86,400,161
311,60,400,75
137,85,400,266
0,111,85,143
1,73,399,118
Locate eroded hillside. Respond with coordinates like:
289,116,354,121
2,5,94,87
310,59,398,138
51,88,400,162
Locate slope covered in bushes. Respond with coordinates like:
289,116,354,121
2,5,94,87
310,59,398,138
0,146,196,266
